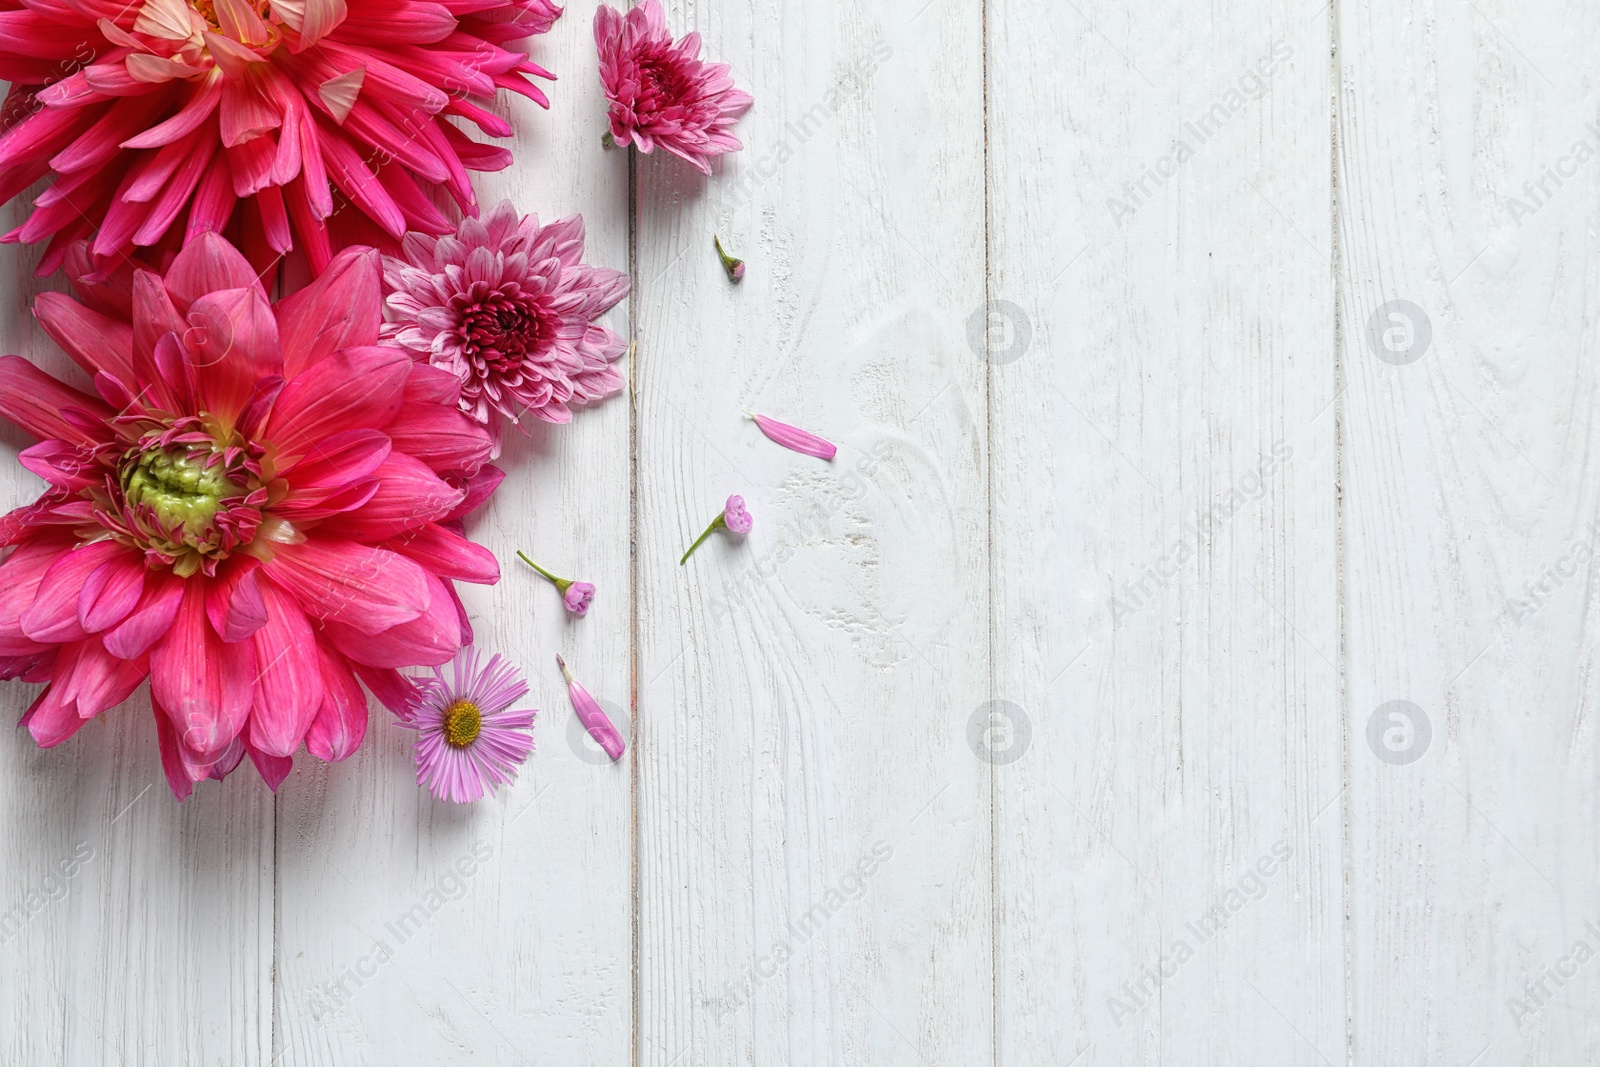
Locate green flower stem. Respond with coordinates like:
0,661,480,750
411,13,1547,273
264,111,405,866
714,235,745,281
516,551,571,592
679,515,726,565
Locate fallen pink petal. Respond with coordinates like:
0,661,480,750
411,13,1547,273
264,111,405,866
557,654,625,761
750,414,837,460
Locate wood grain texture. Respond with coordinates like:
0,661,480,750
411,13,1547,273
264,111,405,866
631,0,990,1063
1337,0,1600,1061
989,0,1343,1062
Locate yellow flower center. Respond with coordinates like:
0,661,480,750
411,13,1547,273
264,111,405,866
442,699,482,748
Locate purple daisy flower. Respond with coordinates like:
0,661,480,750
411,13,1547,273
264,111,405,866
399,648,537,804
381,201,631,445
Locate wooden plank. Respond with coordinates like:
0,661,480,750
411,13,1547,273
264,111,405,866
1337,0,1600,1059
988,2,1344,1061
0,243,275,1065
270,6,635,1064
631,0,990,1063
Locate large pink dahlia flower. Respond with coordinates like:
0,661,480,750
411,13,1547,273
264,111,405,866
0,232,502,799
0,0,561,279
593,0,752,174
381,200,629,437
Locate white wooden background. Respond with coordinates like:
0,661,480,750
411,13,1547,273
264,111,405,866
1,0,1597,1062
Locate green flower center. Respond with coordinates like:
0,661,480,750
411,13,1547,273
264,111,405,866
121,447,243,544
442,699,482,747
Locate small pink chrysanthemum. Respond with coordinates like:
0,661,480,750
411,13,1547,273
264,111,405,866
381,200,629,440
593,0,753,174
399,647,535,803
0,0,561,277
0,232,502,798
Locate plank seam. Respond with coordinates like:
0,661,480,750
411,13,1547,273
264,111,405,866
1329,0,1356,1061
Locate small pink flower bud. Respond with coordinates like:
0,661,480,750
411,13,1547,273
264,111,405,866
723,494,753,534
563,582,597,615
680,494,753,563
714,235,745,283
517,552,596,617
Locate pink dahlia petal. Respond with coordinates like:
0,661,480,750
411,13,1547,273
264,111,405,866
305,644,368,761
33,292,135,386
325,572,461,668
248,580,323,757
593,0,752,173
103,572,187,660
273,245,382,376
267,344,411,459
384,395,496,475
352,663,419,720
0,537,72,656
447,464,506,522
386,523,501,585
26,675,92,749
261,540,430,633
207,559,270,643
152,702,247,800
246,742,295,792
316,452,463,541
164,231,264,311
56,639,148,722
78,551,149,634
20,540,125,644
380,202,630,439
150,583,257,760
281,428,393,485
0,355,114,447
183,286,283,425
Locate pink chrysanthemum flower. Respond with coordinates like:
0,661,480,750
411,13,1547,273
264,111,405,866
593,0,752,174
0,232,503,799
0,0,561,278
399,647,534,803
381,200,629,439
